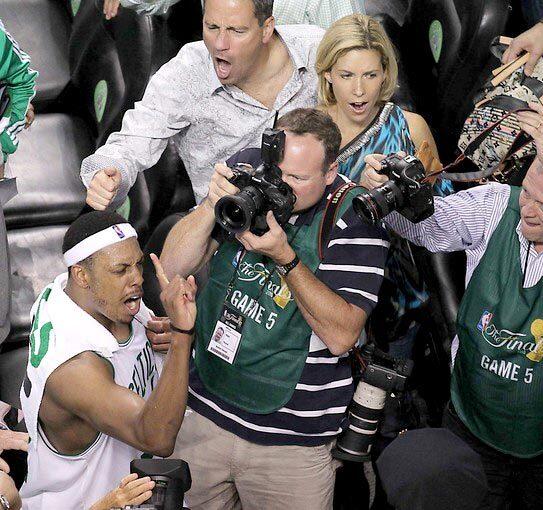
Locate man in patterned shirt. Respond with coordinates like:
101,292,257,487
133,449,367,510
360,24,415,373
81,0,323,210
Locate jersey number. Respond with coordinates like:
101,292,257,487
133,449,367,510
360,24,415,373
29,288,53,368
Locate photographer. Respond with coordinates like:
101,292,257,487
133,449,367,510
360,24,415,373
362,101,543,510
19,211,196,510
160,108,388,509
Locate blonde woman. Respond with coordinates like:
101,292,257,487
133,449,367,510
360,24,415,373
316,14,446,188
316,14,452,354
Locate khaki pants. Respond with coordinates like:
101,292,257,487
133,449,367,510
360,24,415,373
172,409,340,510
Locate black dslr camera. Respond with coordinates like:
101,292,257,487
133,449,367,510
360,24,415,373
353,153,434,225
214,129,296,235
332,344,413,463
124,459,191,510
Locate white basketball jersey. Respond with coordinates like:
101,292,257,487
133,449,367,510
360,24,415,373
20,273,162,510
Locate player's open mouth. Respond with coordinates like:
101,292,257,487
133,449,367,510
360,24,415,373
124,295,141,315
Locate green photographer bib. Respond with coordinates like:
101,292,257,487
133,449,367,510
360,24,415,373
194,188,362,414
453,186,543,457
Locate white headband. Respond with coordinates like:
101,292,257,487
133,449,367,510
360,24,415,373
63,223,138,267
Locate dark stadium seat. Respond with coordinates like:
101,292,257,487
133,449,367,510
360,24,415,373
398,0,510,162
372,13,417,113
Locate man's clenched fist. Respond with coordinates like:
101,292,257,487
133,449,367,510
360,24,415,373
86,167,121,210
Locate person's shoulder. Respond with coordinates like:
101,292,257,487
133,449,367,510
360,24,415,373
401,109,429,131
48,351,114,387
226,147,261,168
276,24,324,47
168,40,211,73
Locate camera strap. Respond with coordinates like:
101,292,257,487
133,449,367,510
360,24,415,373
426,108,536,183
318,181,364,260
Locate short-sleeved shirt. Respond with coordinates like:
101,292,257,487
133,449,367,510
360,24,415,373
80,25,324,208
189,148,389,446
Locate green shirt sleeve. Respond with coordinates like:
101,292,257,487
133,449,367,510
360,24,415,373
0,21,38,163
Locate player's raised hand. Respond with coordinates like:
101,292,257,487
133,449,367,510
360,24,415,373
150,253,197,335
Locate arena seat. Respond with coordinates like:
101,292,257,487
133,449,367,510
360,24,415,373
373,13,416,113
0,180,17,345
398,0,510,162
1,0,71,108
0,2,147,354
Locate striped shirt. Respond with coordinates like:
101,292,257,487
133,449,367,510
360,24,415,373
190,171,388,446
386,183,543,360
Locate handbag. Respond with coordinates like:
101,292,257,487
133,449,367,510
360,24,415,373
442,36,543,185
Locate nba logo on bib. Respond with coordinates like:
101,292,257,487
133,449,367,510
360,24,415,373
477,310,493,332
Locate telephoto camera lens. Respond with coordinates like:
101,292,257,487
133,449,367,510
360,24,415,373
215,186,265,233
332,381,387,462
352,181,403,225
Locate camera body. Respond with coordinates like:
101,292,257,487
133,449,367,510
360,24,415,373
353,153,434,225
332,344,413,463
124,459,191,510
360,344,412,393
215,129,296,235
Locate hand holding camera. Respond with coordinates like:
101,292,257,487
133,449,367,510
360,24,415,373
354,152,434,225
235,210,296,265
204,163,240,212
359,153,390,190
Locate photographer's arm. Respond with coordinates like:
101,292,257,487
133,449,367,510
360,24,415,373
363,154,500,252
161,163,239,279
161,202,219,279
236,211,386,356
284,263,367,356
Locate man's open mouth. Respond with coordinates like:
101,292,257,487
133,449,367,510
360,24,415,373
215,57,232,80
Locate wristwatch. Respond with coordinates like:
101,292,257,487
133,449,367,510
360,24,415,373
0,494,10,510
276,254,300,277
